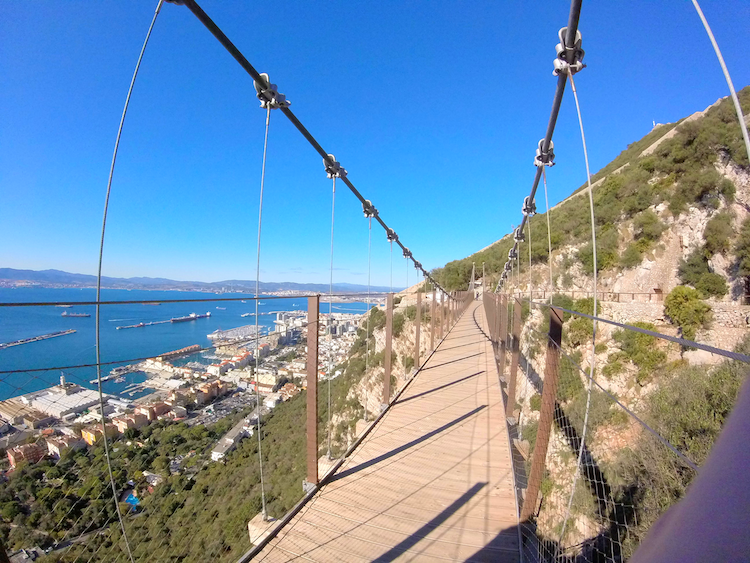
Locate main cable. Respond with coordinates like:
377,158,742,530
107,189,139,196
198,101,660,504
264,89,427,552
92,3,164,561
254,104,272,521
173,0,451,297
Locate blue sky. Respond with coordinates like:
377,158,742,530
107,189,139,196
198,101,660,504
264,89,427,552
1,1,749,287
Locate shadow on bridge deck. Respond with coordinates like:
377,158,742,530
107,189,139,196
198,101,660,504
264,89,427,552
254,301,520,562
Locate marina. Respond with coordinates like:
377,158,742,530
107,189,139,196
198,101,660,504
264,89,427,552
0,329,77,350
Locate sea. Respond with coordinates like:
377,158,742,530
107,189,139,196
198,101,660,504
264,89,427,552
0,288,371,402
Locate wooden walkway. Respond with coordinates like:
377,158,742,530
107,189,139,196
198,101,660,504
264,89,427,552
255,301,519,562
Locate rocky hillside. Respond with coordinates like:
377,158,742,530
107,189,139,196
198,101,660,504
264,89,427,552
450,88,750,556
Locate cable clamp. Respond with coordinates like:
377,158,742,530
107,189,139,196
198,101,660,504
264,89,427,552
508,248,518,260
534,139,556,167
386,229,398,243
323,154,346,179
363,200,378,218
552,27,585,76
513,227,525,243
254,73,290,109
522,196,537,217
414,261,422,271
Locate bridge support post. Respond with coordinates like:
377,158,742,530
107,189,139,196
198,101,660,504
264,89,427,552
505,299,522,420
414,292,421,372
438,293,444,342
305,295,320,488
382,293,393,408
430,289,436,350
498,295,508,378
521,306,564,521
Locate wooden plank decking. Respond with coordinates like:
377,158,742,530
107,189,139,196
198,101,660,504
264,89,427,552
255,300,519,562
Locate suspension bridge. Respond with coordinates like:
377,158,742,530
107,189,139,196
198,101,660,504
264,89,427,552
2,0,750,562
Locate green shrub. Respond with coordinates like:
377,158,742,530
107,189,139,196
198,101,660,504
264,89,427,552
735,216,750,277
530,394,541,412
578,226,620,273
567,388,618,435
612,322,666,385
695,272,728,298
678,247,710,285
620,243,643,269
558,350,585,402
405,305,417,321
402,355,414,372
392,312,405,337
633,209,665,242
703,211,734,255
677,248,728,297
602,356,624,379
614,333,749,556
664,286,712,341
369,306,386,331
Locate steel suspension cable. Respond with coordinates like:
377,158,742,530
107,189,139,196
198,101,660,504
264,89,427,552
390,240,393,294
254,104,272,521
559,70,599,546
528,215,533,302
172,0,450,297
92,4,163,560
691,0,750,164
542,166,553,290
364,216,372,422
527,323,700,472
326,176,336,459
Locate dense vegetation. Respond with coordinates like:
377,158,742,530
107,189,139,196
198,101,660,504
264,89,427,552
612,335,749,557
433,87,750,291
1,413,246,557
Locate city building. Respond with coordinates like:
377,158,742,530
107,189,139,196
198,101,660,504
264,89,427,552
279,383,301,401
135,402,171,421
31,380,100,419
211,418,249,462
81,424,118,446
8,443,45,468
112,413,149,434
46,435,85,458
0,398,55,428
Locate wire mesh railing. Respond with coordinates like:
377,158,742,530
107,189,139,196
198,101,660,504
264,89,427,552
483,291,748,562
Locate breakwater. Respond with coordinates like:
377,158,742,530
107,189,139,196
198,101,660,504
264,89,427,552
0,329,76,350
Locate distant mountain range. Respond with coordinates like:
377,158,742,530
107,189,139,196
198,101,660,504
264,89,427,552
0,268,396,294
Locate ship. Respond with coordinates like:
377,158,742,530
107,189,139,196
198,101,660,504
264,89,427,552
171,312,211,323
61,312,90,317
